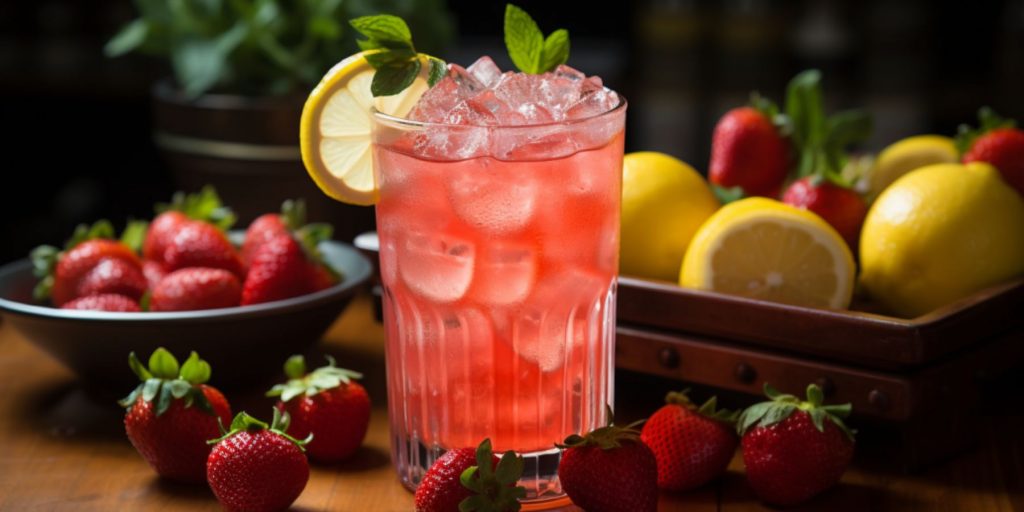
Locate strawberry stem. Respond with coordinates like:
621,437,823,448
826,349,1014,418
266,354,363,403
458,438,526,512
119,348,216,417
737,383,855,441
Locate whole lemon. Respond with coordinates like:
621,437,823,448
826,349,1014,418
620,152,720,281
869,135,958,196
860,162,1024,317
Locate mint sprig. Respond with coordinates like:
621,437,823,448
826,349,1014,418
350,14,445,97
504,4,570,74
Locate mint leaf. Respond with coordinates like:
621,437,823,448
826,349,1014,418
349,15,413,49
505,4,571,74
372,59,421,97
504,4,543,74
540,29,570,72
786,69,823,150
427,57,446,87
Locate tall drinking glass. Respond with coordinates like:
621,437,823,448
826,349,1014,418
372,97,626,507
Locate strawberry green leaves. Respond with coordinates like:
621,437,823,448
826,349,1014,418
955,106,1017,155
459,438,526,512
350,14,445,97
504,4,570,74
208,408,311,449
784,70,872,186
120,348,215,417
267,354,363,403
737,383,855,441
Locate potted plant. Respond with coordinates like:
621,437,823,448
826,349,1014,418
105,0,453,240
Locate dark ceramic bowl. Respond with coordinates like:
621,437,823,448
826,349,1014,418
0,240,372,391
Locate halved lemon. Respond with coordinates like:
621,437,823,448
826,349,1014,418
680,197,855,309
300,51,432,205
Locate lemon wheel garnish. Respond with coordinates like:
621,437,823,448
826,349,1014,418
680,197,855,310
300,51,431,206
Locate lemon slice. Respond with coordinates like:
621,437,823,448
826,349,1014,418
300,51,431,205
869,135,958,196
680,197,855,309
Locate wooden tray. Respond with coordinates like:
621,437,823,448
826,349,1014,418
617,276,1024,371
615,276,1024,469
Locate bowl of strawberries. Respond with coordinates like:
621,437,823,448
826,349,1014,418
0,188,372,390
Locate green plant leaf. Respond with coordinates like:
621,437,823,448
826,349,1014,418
105,19,150,57
786,69,823,150
427,57,446,87
120,219,149,254
494,450,524,485
167,379,192,399
142,378,162,402
148,348,180,379
371,59,421,97
180,351,212,384
155,383,174,415
283,354,306,379
504,4,543,74
128,352,153,381
349,15,413,49
712,185,745,204
540,29,570,72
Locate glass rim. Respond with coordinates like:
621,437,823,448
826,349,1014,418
371,93,627,130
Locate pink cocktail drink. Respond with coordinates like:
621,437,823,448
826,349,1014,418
372,58,626,504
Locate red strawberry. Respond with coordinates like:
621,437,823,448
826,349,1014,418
144,186,237,266
61,293,141,312
120,348,232,483
242,234,312,305
414,438,525,512
959,107,1024,196
242,213,288,267
267,355,370,463
207,410,310,512
640,390,738,491
31,220,147,307
782,177,868,251
241,199,339,291
163,221,244,279
557,421,658,512
144,211,188,263
738,383,855,506
143,260,168,290
710,105,790,199
150,267,242,312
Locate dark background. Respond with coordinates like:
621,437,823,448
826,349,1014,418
2,0,1022,263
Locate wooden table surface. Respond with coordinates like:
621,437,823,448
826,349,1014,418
1,294,1022,511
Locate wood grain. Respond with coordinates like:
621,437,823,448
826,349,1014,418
0,294,1021,511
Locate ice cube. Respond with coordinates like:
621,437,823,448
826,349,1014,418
516,102,555,124
493,73,544,108
408,65,486,123
494,124,577,160
510,267,612,372
412,122,489,160
553,64,586,82
398,231,475,303
469,243,538,306
565,88,620,120
467,56,503,88
444,99,498,126
447,162,538,233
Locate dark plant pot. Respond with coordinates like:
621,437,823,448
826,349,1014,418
151,80,375,241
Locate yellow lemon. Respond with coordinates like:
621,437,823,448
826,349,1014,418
870,135,958,196
860,162,1024,318
620,152,720,281
680,197,855,309
300,51,432,205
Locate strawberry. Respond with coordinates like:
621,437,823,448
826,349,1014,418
144,186,237,265
958,107,1024,196
414,438,525,512
31,220,148,307
143,260,168,290
709,103,790,199
241,224,340,305
640,390,738,491
738,383,855,506
267,355,370,463
150,267,242,312
61,293,141,312
241,199,339,292
207,409,310,512
120,348,232,483
163,221,244,280
782,177,868,251
557,420,658,512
